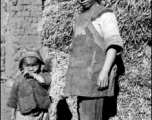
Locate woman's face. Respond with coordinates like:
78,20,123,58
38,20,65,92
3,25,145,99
77,0,96,9
22,57,40,73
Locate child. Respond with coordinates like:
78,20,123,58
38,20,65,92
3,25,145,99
7,48,51,120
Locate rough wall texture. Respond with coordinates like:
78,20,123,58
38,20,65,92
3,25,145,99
1,0,43,80
1,0,8,79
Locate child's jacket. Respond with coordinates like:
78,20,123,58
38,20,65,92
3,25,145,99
65,4,124,97
7,72,51,114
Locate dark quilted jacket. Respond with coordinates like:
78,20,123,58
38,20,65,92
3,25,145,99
7,72,51,110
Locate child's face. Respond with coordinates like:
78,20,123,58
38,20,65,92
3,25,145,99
22,57,40,73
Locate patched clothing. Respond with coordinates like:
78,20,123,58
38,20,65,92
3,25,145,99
7,49,51,120
7,72,51,120
65,4,123,97
7,72,51,109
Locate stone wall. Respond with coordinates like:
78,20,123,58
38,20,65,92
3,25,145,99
1,0,43,80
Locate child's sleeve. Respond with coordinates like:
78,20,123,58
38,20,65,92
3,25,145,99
7,76,20,109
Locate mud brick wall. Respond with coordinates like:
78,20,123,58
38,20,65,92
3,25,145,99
1,0,43,80
1,38,6,79
1,0,8,79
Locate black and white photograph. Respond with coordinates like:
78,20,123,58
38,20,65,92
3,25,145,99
1,0,151,120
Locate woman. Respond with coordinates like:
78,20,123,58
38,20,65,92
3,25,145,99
64,0,124,120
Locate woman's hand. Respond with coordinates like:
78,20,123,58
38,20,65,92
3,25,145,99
97,70,109,90
97,48,117,90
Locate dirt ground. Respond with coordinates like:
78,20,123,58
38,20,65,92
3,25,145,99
1,82,12,120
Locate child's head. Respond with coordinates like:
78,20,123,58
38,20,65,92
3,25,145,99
21,56,40,73
19,48,44,73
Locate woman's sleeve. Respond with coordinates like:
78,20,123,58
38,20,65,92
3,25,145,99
7,77,19,109
98,12,123,54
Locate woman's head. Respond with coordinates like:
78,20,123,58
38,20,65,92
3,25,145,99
19,48,44,73
77,0,100,10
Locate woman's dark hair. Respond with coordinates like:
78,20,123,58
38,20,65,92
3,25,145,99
96,0,101,4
